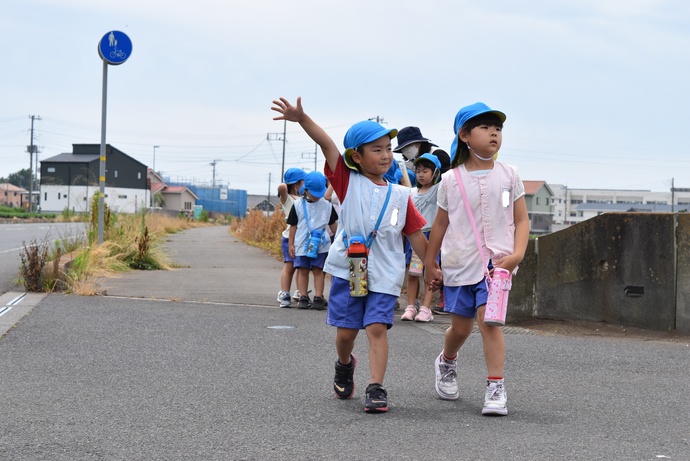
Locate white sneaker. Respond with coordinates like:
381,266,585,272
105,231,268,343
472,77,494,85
482,380,508,416
400,305,417,321
278,291,291,308
292,290,301,301
434,352,459,400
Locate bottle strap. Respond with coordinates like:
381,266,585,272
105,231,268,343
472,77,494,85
366,184,392,249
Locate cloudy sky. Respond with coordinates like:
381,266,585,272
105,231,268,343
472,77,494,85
2,0,689,195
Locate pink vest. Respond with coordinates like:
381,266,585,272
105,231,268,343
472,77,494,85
441,163,521,286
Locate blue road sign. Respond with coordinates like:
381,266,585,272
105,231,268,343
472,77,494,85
98,31,132,65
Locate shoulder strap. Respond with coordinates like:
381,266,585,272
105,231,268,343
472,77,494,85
453,168,490,279
366,184,392,249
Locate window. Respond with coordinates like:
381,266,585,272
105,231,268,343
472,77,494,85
58,193,61,200
118,195,127,199
114,170,118,178
137,172,141,179
47,167,55,173
44,192,47,201
536,197,540,205
184,202,192,210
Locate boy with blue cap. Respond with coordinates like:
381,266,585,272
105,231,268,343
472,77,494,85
272,97,428,413
277,168,306,308
286,171,338,310
425,102,529,416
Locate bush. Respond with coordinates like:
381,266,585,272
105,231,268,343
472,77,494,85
230,210,284,259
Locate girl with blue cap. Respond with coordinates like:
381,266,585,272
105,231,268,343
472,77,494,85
425,102,529,416
271,96,428,413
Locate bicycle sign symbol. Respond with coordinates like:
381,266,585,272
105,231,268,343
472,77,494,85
98,30,132,65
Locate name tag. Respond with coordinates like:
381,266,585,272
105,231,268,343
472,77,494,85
390,207,399,226
502,189,511,208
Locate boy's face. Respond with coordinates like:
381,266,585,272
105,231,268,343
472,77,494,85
351,135,393,178
305,190,321,202
460,124,502,159
414,164,435,186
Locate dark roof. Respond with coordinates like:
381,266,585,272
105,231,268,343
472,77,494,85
42,152,99,163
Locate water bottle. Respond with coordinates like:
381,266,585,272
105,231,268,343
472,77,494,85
306,229,323,259
347,235,368,297
484,268,512,326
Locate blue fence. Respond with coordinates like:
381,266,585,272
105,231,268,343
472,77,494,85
168,184,247,217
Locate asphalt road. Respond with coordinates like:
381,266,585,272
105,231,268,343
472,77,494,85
0,226,688,460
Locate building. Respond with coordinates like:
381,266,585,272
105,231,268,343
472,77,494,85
40,144,149,214
551,187,690,226
246,194,279,215
522,180,554,235
0,183,28,208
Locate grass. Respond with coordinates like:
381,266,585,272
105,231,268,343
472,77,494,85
230,209,284,260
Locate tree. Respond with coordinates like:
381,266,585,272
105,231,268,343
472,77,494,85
1,169,32,189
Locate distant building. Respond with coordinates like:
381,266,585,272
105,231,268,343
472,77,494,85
246,194,279,215
40,144,149,213
522,180,554,235
0,183,28,208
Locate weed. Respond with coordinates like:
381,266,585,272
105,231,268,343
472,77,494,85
19,238,49,292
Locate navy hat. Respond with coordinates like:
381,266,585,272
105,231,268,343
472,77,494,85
283,168,306,185
450,102,506,162
299,171,327,198
393,126,437,153
343,120,398,171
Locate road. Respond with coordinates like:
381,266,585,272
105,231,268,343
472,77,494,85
0,222,86,294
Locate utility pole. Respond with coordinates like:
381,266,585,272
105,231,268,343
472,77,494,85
267,172,271,215
267,119,287,182
210,159,220,187
671,177,675,213
27,115,41,212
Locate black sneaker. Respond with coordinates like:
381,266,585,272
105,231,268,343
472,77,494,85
333,354,356,399
297,295,311,309
311,296,326,311
364,383,388,413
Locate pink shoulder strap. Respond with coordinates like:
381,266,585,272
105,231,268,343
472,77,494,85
452,168,491,280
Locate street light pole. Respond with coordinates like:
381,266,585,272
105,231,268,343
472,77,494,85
153,145,159,175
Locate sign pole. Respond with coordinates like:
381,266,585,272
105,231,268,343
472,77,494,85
98,60,108,244
96,30,132,245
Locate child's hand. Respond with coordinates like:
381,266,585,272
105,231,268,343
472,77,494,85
492,253,522,274
271,97,304,123
425,263,443,291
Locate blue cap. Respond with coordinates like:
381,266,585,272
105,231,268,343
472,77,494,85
342,120,398,171
450,102,506,162
284,167,306,185
413,153,441,171
299,171,327,198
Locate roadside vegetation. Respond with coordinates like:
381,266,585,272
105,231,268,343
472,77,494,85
0,205,56,220
230,209,284,260
16,195,216,295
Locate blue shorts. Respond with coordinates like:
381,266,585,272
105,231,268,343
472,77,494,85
294,252,327,270
326,276,396,329
281,237,295,264
443,278,489,318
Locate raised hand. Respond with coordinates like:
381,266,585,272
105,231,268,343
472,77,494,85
271,97,304,123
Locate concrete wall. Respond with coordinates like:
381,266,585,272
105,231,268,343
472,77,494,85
509,213,689,333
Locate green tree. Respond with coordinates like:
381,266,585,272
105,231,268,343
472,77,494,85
1,169,32,189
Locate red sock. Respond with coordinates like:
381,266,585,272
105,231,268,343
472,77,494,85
488,376,503,381
443,352,457,362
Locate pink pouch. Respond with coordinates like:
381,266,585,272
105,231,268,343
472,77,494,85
484,268,512,326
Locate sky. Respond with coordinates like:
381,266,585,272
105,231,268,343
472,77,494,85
2,0,689,195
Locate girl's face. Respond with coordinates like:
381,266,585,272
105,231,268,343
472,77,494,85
414,164,435,186
351,135,393,180
460,124,502,160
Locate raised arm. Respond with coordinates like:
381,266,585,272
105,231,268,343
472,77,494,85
271,97,341,173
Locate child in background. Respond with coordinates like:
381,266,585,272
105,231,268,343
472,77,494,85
425,102,529,416
277,168,306,308
400,153,442,323
271,97,428,413
287,171,338,310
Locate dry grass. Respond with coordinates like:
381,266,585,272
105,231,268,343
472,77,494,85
230,210,284,260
